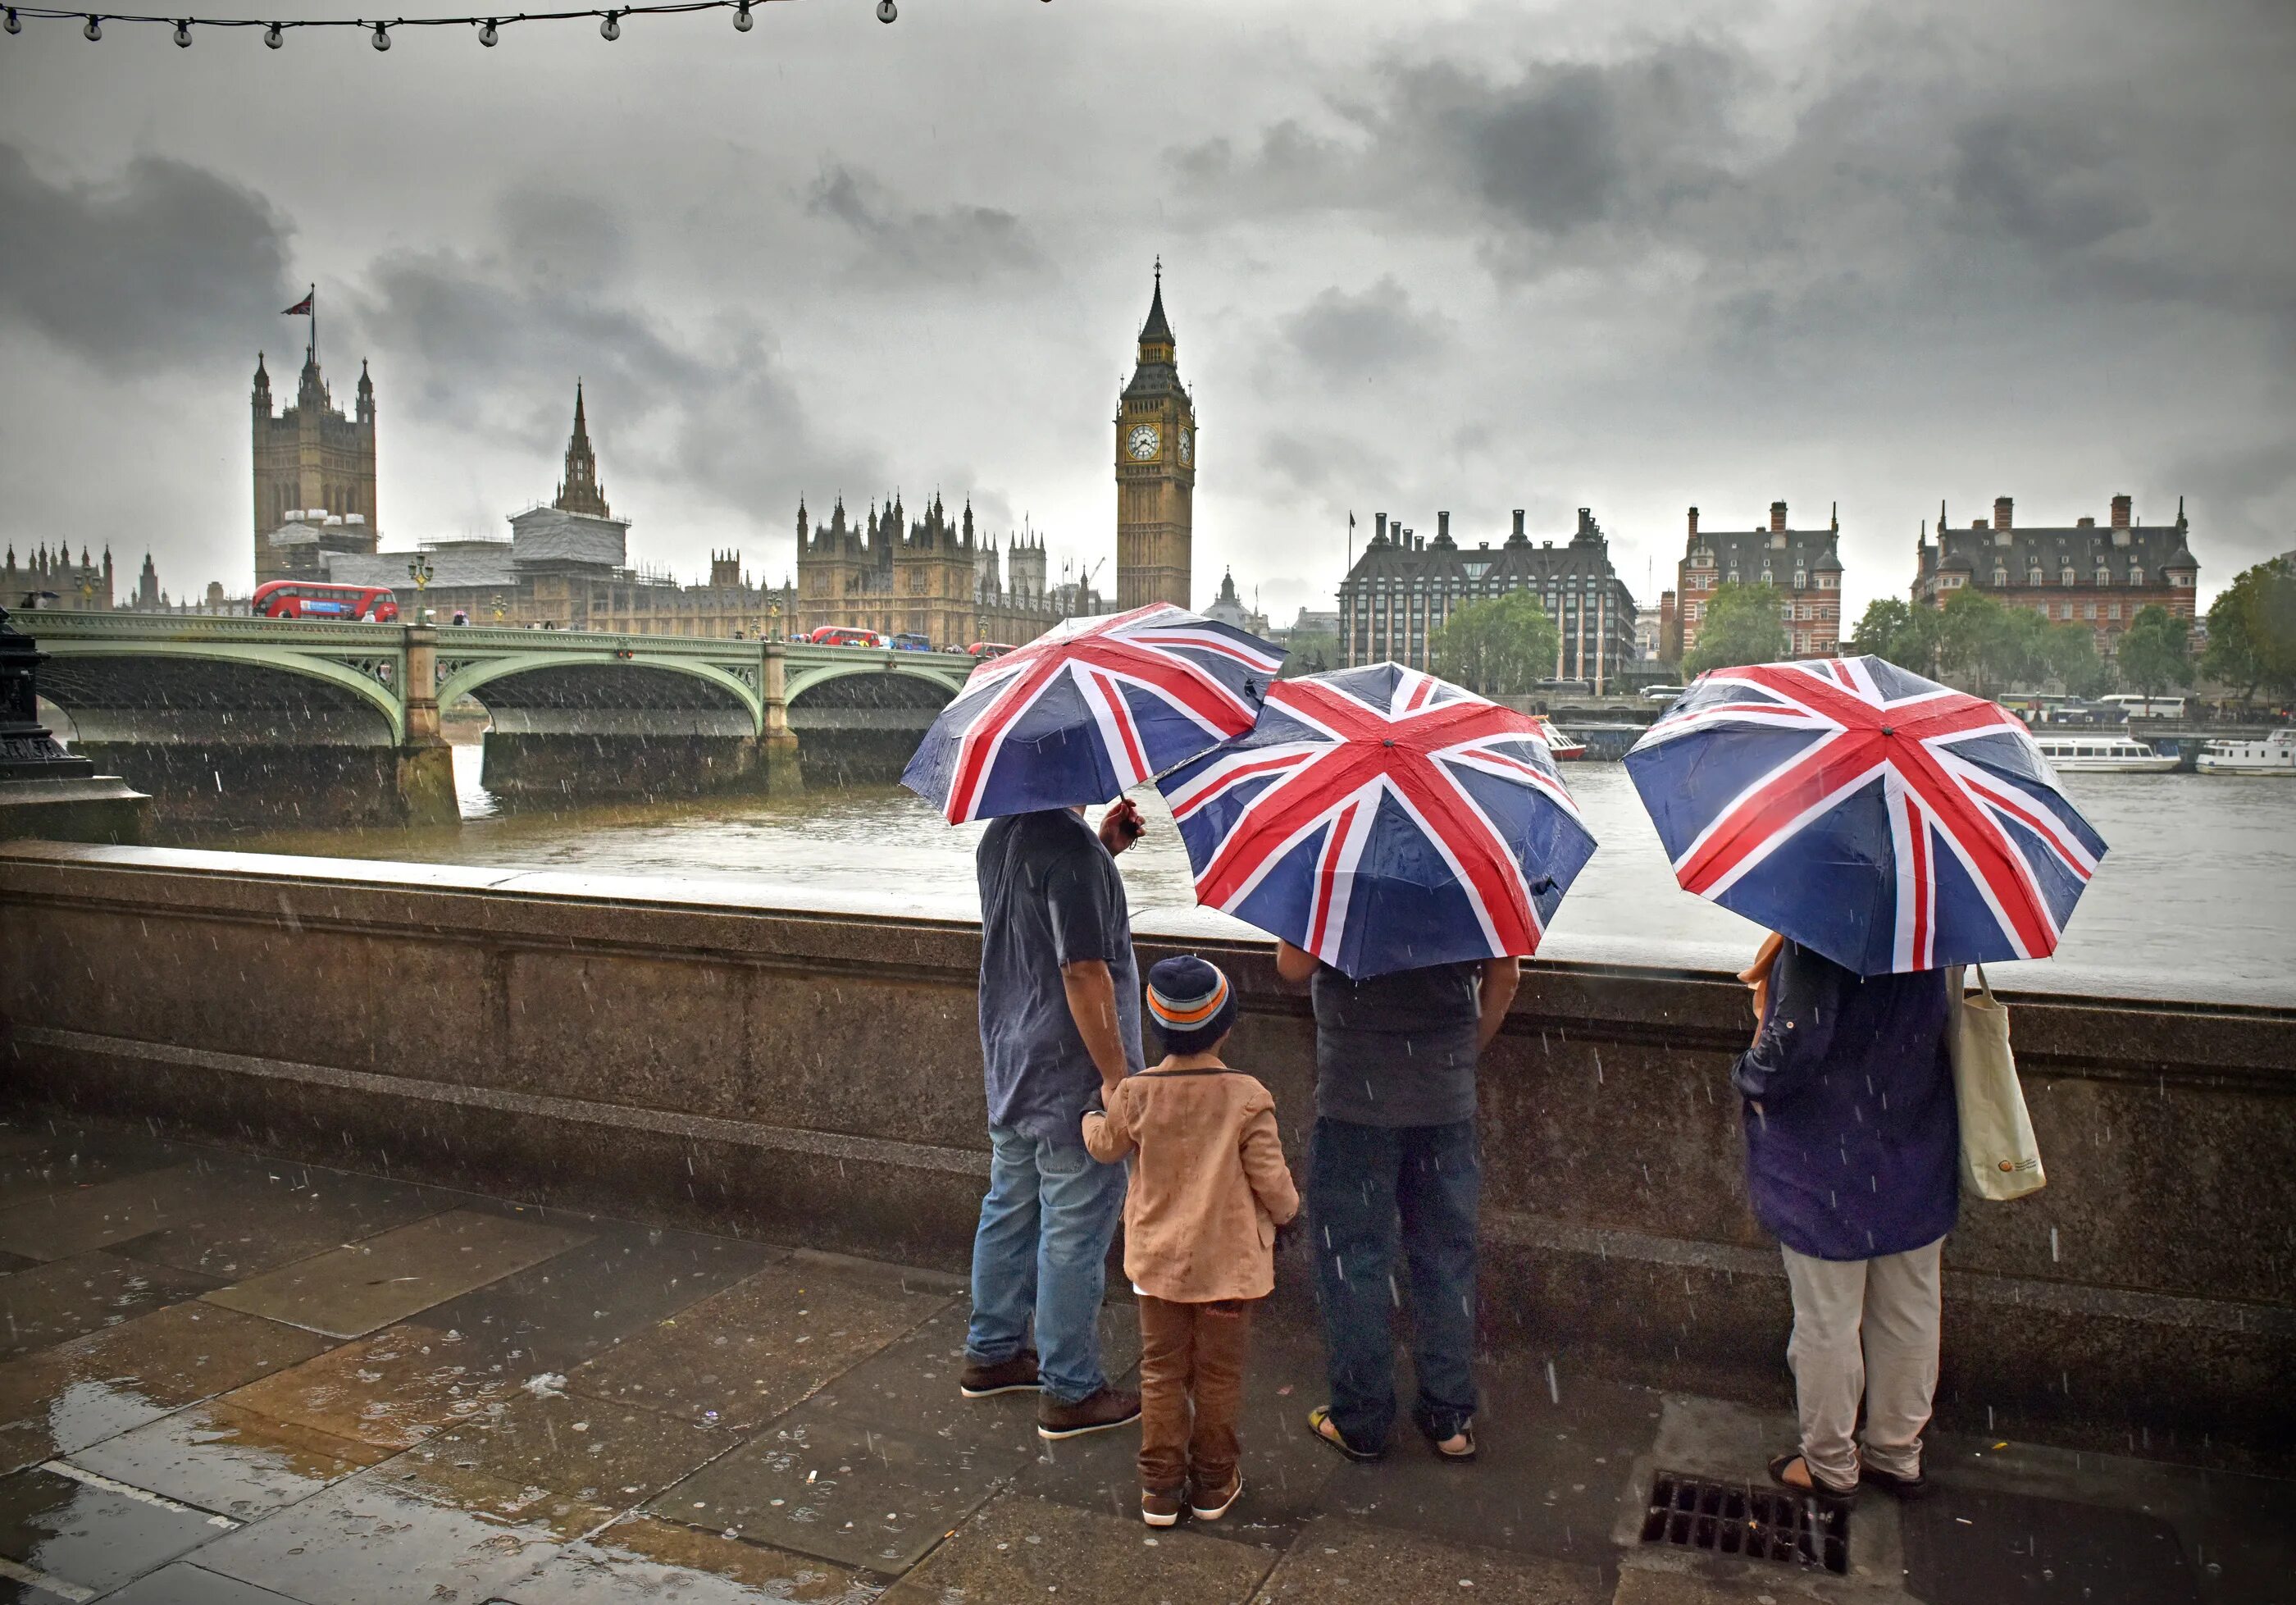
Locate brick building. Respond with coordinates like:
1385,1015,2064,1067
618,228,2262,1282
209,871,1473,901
1913,495,2198,656
1667,501,1845,662
1337,508,1638,690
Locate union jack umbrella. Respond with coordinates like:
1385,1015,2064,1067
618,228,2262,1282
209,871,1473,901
1156,663,1597,979
902,603,1286,824
1624,654,2107,974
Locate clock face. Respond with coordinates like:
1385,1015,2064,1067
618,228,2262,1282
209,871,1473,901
1127,424,1160,461
1178,427,1192,465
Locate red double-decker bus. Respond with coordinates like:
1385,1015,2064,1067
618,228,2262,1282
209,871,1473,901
806,626,887,648
252,581,400,622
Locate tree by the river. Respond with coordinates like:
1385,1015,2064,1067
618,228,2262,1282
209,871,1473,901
1683,583,1788,677
1847,598,1938,675
2202,558,2296,707
1428,591,1560,696
1277,630,1339,679
2116,604,2194,700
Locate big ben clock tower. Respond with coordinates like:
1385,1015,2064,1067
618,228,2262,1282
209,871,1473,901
1115,262,1195,610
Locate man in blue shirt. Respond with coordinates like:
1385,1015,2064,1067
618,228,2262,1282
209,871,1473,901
961,799,1146,1439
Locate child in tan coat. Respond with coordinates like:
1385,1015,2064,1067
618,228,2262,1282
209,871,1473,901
1082,954,1299,1528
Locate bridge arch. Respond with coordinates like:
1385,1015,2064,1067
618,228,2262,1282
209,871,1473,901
36,642,405,745
439,652,763,736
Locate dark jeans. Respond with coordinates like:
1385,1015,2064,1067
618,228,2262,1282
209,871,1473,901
1308,1115,1479,1452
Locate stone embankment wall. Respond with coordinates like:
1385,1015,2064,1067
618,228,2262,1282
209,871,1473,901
2,841,2289,1466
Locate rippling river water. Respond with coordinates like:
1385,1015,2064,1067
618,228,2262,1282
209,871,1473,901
202,744,2296,1004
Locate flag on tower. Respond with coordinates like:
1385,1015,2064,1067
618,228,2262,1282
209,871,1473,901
282,292,312,316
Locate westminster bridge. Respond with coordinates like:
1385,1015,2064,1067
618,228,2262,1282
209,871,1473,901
27,612,976,828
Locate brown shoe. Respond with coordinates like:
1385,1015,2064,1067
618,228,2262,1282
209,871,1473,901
1141,1486,1183,1528
1036,1386,1141,1440
959,1352,1040,1398
1189,1471,1242,1521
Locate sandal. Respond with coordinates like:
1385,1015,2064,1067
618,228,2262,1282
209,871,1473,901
1767,1450,1858,1507
1419,1419,1478,1462
1859,1461,1932,1501
1307,1405,1384,1462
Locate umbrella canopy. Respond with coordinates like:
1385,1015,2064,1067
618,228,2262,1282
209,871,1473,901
1156,662,1597,979
901,602,1286,824
1624,654,2107,974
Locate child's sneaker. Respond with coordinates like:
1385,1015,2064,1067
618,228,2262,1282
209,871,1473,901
1189,1472,1242,1521
1141,1487,1183,1527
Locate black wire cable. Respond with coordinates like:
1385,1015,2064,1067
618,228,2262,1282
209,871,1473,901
0,0,934,38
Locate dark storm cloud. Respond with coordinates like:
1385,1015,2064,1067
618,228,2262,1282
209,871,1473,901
351,188,883,521
1947,112,2149,258
1279,277,1451,378
806,162,1043,282
0,142,296,374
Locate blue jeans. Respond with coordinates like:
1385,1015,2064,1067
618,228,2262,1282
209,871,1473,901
1308,1115,1480,1452
966,1124,1128,1405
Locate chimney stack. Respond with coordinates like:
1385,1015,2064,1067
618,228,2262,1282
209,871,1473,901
1688,506,1699,538
1512,509,1526,539
1993,496,2014,531
1770,500,1788,533
1375,513,1387,542
2111,494,2132,530
1437,510,1450,542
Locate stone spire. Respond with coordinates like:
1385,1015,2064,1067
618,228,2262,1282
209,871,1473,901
553,381,612,518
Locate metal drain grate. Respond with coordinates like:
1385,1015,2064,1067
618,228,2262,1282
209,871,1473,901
1639,1470,1850,1575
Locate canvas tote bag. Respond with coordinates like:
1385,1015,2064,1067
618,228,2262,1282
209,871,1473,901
1946,964,2045,1201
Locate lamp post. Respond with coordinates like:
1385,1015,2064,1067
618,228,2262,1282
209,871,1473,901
75,567,99,613
490,593,506,626
766,601,781,643
407,554,435,623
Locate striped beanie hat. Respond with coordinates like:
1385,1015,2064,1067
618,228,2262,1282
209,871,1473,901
1144,955,1237,1056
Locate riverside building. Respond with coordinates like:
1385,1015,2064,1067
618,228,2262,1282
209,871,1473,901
1913,495,2198,658
1665,501,1845,662
1337,508,1639,691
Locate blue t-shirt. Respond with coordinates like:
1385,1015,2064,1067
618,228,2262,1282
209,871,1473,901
976,809,1144,1146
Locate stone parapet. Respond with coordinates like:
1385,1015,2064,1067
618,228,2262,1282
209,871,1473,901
2,841,2289,1467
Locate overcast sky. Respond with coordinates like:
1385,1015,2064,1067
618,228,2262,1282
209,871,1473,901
3,0,2290,624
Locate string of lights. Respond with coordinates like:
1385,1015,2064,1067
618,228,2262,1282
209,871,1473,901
0,0,961,45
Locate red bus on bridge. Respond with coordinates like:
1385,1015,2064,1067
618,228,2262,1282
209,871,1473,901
805,626,888,648
252,581,401,622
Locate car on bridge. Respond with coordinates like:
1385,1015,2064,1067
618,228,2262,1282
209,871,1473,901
805,626,889,649
966,641,1017,659
252,581,401,622
891,632,934,652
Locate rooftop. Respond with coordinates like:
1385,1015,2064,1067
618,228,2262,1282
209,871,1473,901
0,1113,2280,1604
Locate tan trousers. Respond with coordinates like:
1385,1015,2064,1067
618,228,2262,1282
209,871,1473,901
1780,1238,1943,1491
1136,1294,1254,1498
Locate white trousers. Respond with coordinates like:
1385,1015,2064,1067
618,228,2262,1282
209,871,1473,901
1780,1237,1943,1491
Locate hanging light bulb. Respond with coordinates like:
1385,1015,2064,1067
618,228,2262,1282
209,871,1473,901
731,0,749,30
4,8,21,34
370,18,389,48
82,13,102,39
598,9,617,38
264,19,280,43
477,16,495,42
875,0,895,20
172,17,191,43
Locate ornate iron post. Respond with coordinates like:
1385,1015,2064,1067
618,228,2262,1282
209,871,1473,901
0,602,148,842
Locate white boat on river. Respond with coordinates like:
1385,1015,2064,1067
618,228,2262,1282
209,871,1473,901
2197,728,2296,776
2031,735,2180,773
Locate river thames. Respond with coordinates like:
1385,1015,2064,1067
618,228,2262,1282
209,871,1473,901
181,745,2296,1005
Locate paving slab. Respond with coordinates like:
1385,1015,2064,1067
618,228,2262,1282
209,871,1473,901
202,1209,594,1339
0,1463,237,1598
492,1513,883,1603
66,1402,389,1521
416,1224,783,1375
1251,1514,1612,1603
0,1252,39,1278
0,1252,221,1362
103,1160,451,1280
412,1388,737,1507
0,1123,185,1211
217,1323,526,1452
0,1165,216,1262
1901,1484,2200,1603
1316,1357,1660,1567
0,1302,335,1472
646,1404,1010,1573
190,1461,596,1605
879,1489,1274,1603
810,1302,1139,1464
569,1255,953,1431
95,1562,312,1604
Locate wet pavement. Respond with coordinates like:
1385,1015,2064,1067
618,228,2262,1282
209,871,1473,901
0,1114,2285,1603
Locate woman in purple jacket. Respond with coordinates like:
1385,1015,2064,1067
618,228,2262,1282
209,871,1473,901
1735,932,1957,1506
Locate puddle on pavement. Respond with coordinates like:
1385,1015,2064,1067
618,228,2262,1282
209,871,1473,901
68,1401,388,1520
0,1463,235,1597
217,1323,524,1452
0,1252,220,1361
499,1513,882,1603
412,1389,731,1506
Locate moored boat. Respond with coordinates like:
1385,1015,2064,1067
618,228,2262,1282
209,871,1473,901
2196,728,2296,776
2030,735,2180,773
1528,715,1587,760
